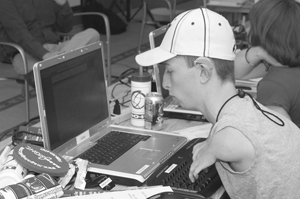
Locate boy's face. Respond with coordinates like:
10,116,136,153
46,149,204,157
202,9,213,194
162,56,199,110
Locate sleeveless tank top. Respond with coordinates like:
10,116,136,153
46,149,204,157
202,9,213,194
210,96,300,199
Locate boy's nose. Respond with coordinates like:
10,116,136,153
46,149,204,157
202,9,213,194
162,73,170,90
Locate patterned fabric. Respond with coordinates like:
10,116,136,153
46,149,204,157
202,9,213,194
0,0,73,61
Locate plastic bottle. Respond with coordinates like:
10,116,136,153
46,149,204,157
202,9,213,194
131,71,151,127
0,149,28,189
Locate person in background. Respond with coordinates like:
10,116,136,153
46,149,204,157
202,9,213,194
234,0,300,128
136,8,300,198
0,0,100,84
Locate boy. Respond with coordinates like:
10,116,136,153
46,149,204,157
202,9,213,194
136,8,300,198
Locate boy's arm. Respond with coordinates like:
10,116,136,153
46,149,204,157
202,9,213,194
189,127,255,182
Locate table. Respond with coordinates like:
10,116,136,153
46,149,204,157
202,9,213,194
194,0,254,25
206,1,253,13
0,79,225,198
0,78,203,151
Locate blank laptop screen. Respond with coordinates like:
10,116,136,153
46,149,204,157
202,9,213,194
40,48,108,150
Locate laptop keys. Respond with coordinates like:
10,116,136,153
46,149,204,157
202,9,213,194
77,131,150,165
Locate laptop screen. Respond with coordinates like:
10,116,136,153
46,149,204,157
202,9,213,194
39,46,108,150
149,25,169,99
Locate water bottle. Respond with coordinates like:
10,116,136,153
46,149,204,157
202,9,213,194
131,71,151,127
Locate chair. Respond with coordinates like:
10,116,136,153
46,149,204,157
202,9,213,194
137,0,177,54
0,42,30,123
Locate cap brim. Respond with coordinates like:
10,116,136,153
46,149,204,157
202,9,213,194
135,47,176,66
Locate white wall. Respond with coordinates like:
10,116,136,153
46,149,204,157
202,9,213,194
68,0,80,7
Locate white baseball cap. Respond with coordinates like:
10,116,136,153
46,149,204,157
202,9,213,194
136,8,236,66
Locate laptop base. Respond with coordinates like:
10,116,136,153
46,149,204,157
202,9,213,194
164,111,208,122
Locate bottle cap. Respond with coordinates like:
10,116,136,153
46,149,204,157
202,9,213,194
13,144,69,177
131,72,151,82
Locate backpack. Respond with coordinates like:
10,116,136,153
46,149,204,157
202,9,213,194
80,0,127,35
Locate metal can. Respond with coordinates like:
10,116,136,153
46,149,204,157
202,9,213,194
144,92,164,130
0,173,64,199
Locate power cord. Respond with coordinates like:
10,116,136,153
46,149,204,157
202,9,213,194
110,68,138,105
0,116,40,142
12,127,44,147
118,68,138,86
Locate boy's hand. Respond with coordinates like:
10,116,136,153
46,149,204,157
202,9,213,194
189,141,216,183
53,0,67,6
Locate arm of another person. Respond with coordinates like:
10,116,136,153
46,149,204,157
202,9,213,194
0,0,48,60
265,106,290,120
189,127,255,182
234,46,283,79
53,0,74,33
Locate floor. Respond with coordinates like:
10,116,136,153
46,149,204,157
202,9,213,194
0,0,199,139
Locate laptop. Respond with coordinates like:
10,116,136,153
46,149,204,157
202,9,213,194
33,41,187,186
149,25,207,122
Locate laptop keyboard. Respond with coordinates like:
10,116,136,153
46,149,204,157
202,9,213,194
77,131,150,165
146,138,223,198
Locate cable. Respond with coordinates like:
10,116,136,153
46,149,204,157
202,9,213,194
0,116,40,142
0,129,15,142
245,92,285,126
24,116,40,126
111,82,123,100
118,68,138,86
111,68,137,102
120,99,131,107
121,90,131,105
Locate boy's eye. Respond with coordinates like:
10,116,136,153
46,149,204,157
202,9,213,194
165,68,172,73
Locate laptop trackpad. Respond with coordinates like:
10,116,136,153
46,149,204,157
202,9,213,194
132,149,161,160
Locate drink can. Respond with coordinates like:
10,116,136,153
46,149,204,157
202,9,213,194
144,92,164,130
0,173,64,199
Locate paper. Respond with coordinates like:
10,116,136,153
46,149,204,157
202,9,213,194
173,123,212,141
62,186,173,199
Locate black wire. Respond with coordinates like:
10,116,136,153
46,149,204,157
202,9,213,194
118,68,137,86
216,90,285,126
120,99,130,107
111,68,137,102
245,92,285,126
216,94,239,122
121,90,131,105
24,116,40,126
110,82,123,100
0,129,15,142
119,78,131,87
0,116,40,142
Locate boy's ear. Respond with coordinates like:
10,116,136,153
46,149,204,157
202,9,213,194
194,58,213,83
